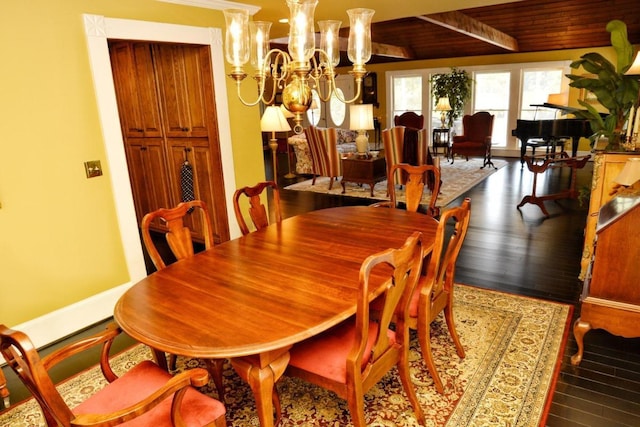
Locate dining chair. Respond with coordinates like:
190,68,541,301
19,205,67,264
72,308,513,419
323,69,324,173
284,232,426,427
141,199,224,399
408,197,471,393
0,322,226,427
372,163,441,217
141,199,215,271
450,112,495,169
233,180,282,236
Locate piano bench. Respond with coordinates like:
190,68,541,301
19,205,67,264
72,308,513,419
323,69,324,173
525,138,566,158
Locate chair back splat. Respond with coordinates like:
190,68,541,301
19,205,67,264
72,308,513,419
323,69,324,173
141,199,214,271
233,180,281,236
0,323,226,427
285,232,427,427
408,197,471,393
372,162,441,217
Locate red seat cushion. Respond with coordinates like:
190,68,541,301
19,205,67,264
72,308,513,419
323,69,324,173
73,360,225,427
288,319,396,383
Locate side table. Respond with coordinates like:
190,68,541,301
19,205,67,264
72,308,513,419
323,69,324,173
432,128,450,159
341,156,387,196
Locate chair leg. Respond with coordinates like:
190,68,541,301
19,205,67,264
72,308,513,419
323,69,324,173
346,388,367,427
204,359,226,402
444,304,465,359
328,176,335,190
397,349,426,426
417,324,445,394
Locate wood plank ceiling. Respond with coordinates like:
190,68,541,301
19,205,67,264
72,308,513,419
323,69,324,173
314,0,640,65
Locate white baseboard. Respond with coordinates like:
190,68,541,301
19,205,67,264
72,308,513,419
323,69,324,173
1,281,133,364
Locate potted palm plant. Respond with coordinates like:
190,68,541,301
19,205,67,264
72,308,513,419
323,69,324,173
566,20,638,149
430,67,473,128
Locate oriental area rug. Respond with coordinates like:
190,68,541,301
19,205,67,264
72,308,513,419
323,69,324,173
284,158,507,209
0,284,571,427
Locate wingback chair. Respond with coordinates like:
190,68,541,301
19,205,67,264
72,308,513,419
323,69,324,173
304,126,341,190
450,112,495,169
394,111,425,130
382,126,430,187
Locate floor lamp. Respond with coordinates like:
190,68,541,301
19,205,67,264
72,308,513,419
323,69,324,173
280,104,297,179
261,105,291,182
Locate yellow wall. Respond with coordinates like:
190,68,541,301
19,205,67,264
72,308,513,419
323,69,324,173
0,0,263,325
0,0,623,327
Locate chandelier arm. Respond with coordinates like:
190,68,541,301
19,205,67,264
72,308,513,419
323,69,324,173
332,74,364,104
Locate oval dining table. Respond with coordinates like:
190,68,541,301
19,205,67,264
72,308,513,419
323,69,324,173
114,205,439,427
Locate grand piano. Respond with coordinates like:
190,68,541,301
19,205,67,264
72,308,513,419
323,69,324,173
512,103,593,166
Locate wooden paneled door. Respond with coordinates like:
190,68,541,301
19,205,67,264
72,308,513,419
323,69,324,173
109,41,229,244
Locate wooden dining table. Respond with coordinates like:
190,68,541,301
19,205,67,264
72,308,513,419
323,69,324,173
114,206,439,427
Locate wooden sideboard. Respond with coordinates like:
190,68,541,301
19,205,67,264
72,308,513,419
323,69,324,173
571,154,640,365
579,152,640,280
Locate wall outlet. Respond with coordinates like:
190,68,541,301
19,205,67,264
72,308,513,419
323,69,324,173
84,160,103,178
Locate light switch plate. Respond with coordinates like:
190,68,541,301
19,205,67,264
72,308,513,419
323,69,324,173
84,160,103,178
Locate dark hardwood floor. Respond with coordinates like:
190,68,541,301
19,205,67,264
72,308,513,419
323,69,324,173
272,152,640,426
2,151,639,426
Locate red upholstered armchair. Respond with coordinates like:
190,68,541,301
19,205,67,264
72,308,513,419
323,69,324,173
450,112,495,169
394,111,424,130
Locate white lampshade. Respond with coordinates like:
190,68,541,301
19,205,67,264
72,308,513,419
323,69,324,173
625,51,640,76
435,97,452,111
349,104,374,130
614,158,640,186
261,105,292,133
547,93,568,106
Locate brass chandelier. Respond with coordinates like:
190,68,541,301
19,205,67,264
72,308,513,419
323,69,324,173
223,0,374,133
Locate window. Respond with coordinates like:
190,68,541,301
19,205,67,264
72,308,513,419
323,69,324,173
520,68,565,120
473,71,511,147
391,75,422,117
387,61,571,152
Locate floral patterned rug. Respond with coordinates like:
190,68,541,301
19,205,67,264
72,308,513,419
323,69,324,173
284,158,507,209
0,283,571,427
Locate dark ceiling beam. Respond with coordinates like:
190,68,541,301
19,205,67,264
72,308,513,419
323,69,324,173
270,35,415,60
418,10,519,52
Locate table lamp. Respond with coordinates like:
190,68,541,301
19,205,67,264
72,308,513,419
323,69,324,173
610,157,640,195
349,103,374,156
261,105,291,181
435,97,452,128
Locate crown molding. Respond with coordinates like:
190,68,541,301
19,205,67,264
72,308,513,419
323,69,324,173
156,0,261,15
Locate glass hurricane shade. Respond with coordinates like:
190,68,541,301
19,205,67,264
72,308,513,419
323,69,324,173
615,158,640,186
287,0,318,64
223,9,250,68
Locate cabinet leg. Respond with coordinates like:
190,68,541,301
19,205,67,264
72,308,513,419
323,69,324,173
571,317,591,366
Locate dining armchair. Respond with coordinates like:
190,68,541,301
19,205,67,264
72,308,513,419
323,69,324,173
0,322,226,427
408,197,471,393
394,111,425,130
382,126,429,187
372,163,441,217
141,200,224,399
284,232,426,427
304,126,342,189
450,112,495,169
233,181,282,236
